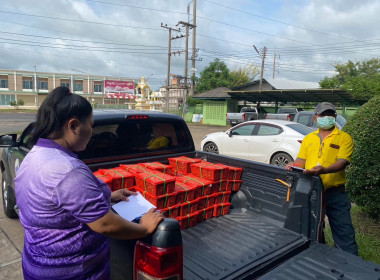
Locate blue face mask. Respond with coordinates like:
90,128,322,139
317,116,336,129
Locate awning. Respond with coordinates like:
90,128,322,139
226,89,360,104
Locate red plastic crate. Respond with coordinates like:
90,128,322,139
197,206,214,223
215,180,228,192
197,193,217,210
179,199,199,216
213,203,231,217
172,170,184,177
135,187,176,209
176,212,198,230
191,162,229,181
177,175,215,198
175,182,196,203
214,191,232,205
160,204,180,219
135,172,175,196
119,164,148,174
138,162,174,175
126,186,136,192
227,166,243,180
168,156,202,174
99,169,135,191
227,180,243,192
94,172,113,190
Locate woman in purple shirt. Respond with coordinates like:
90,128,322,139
15,87,163,279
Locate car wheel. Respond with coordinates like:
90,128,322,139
2,170,17,218
203,142,219,154
270,152,294,167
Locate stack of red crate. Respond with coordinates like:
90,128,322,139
168,156,243,230
92,157,243,231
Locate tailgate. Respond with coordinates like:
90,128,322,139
183,209,309,280
258,243,380,280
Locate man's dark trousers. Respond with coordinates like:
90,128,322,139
326,187,358,255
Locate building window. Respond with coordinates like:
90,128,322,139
23,80,33,90
94,84,102,92
0,94,15,106
38,81,48,90
0,79,8,88
61,82,70,88
74,83,83,92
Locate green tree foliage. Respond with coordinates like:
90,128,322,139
344,96,380,219
320,58,380,101
230,63,259,87
9,99,24,109
195,59,232,93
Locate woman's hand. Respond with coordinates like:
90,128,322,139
111,189,137,203
140,208,164,235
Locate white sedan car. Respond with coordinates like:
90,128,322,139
201,119,314,166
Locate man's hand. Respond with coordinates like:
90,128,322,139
304,166,325,176
111,189,137,203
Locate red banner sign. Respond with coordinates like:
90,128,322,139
105,80,134,94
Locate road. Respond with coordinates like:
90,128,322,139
0,114,228,279
0,112,36,135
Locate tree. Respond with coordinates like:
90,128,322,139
9,99,24,109
195,59,232,93
230,63,259,88
344,95,380,219
319,58,380,101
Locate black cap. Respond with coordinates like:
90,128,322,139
314,102,336,114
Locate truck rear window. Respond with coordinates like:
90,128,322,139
78,119,191,160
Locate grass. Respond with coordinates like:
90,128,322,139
0,108,38,113
324,205,380,264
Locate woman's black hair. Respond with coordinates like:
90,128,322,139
31,86,92,142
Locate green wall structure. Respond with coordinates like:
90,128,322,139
202,100,228,125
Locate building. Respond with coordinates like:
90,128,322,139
159,75,189,111
0,69,136,107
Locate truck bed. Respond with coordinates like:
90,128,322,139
182,209,308,280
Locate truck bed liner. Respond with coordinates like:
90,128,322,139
183,209,309,280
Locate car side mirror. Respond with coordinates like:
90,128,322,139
0,134,17,147
227,131,232,137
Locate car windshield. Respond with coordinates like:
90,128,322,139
286,123,314,135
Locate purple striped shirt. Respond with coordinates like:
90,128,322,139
15,138,111,279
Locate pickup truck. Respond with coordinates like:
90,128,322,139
265,107,303,121
226,107,267,126
293,110,347,130
1,109,379,280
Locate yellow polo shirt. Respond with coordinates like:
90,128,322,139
297,127,353,189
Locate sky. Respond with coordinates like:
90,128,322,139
0,0,379,91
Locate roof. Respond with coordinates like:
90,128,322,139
227,89,357,104
264,78,320,90
193,87,232,99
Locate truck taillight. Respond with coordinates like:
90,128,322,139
265,113,268,119
242,113,245,120
134,241,183,280
287,114,291,121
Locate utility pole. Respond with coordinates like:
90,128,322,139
177,20,195,118
33,65,38,107
161,23,181,112
273,52,276,79
190,0,197,96
253,45,267,91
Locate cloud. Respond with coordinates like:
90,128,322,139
0,0,379,90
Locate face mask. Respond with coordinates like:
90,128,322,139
317,116,336,129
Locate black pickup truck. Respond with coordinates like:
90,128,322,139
1,109,379,280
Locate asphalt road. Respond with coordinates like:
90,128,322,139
0,117,228,279
0,112,36,135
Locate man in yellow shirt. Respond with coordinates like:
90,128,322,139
286,102,358,255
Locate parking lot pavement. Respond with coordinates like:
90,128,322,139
0,123,228,278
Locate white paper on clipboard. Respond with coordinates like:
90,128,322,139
112,192,155,221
